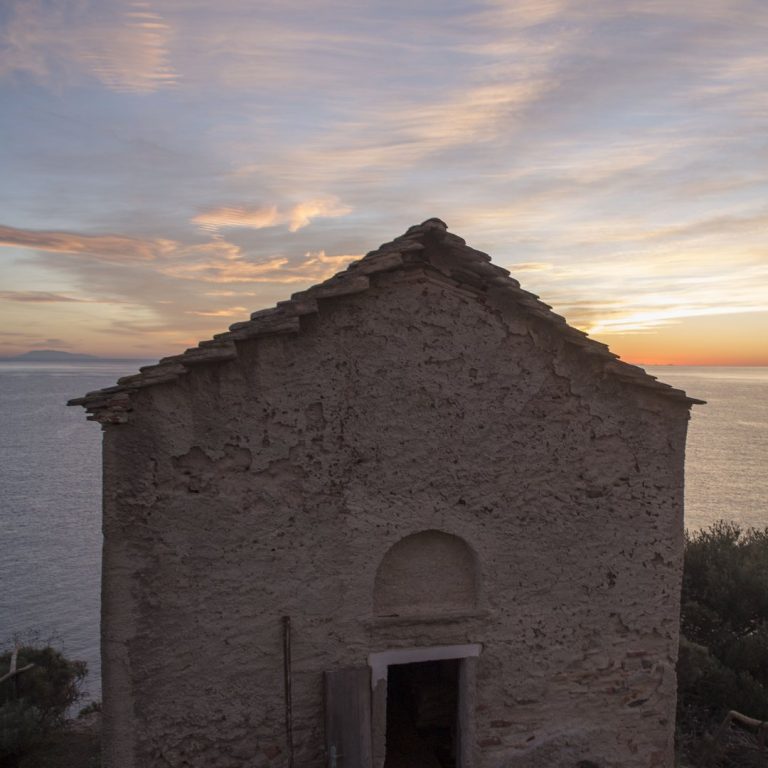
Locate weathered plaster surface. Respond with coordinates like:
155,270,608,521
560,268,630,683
374,530,478,616
97,237,691,768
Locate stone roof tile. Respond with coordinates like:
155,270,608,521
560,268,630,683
68,218,704,422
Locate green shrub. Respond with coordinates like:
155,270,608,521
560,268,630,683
78,700,101,718
0,645,87,764
682,521,768,656
678,521,768,756
678,638,768,720
0,700,42,758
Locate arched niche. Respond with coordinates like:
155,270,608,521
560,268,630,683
373,530,479,617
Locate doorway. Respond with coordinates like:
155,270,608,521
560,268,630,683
384,659,459,768
368,644,481,768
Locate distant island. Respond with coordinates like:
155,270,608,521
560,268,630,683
0,349,151,363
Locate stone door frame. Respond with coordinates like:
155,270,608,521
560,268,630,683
367,643,482,768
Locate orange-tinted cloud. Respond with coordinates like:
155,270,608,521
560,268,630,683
192,197,351,233
507,262,553,272
163,247,357,284
192,205,280,232
0,0,177,92
0,223,359,288
86,1,178,92
186,306,249,317
0,220,370,358
0,224,166,262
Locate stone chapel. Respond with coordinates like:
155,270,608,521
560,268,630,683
71,218,700,768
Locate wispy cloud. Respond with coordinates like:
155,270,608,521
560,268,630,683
0,0,177,92
530,208,768,249
185,306,248,317
192,206,280,232
521,252,768,337
242,79,556,187
29,337,73,348
0,220,365,356
1,223,358,286
162,247,357,284
507,262,554,272
469,0,569,30
83,1,178,92
0,291,91,303
4,207,767,353
192,197,351,233
0,225,166,262
588,304,768,336
2,0,768,361
0,330,34,338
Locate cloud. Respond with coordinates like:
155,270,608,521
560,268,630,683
0,291,91,303
0,222,358,287
168,1,498,95
84,1,178,92
246,79,556,186
391,81,553,149
507,262,553,272
29,338,73,348
192,197,351,233
7,210,765,349
193,206,280,232
0,224,167,262
3,0,768,360
470,0,569,30
185,306,249,317
1,219,368,356
163,247,358,284
545,209,768,248
521,252,768,338
625,210,768,244
287,199,352,232
0,0,177,92
588,304,768,336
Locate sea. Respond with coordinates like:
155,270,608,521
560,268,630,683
0,362,766,703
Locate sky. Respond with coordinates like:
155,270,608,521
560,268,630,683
1,0,767,365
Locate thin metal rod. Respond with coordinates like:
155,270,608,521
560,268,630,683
282,616,295,768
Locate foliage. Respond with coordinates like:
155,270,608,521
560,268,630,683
0,701,42,758
0,645,87,764
678,637,768,720
682,521,768,654
78,700,101,718
677,521,768,760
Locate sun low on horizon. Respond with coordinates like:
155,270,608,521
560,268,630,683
1,1,767,367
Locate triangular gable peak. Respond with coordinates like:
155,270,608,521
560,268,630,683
69,218,703,423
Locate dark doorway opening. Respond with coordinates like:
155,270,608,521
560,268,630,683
384,659,459,768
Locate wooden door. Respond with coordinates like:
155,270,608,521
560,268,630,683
324,667,373,768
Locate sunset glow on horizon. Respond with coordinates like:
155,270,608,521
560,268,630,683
1,1,767,366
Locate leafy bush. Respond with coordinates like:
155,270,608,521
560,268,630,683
678,638,768,720
0,700,42,758
682,522,768,653
677,521,768,756
0,645,87,764
78,700,101,718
